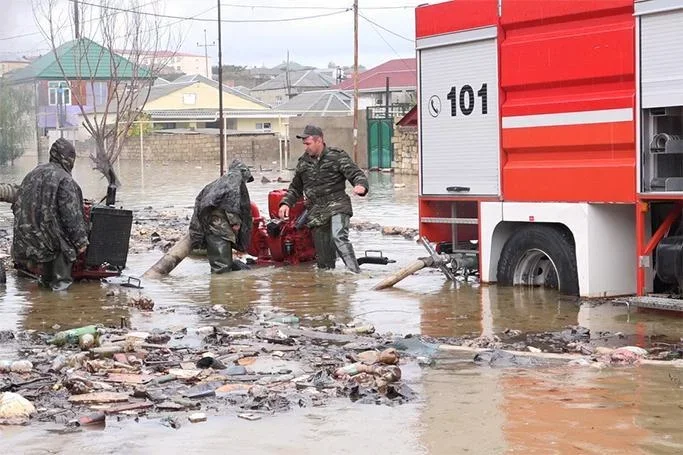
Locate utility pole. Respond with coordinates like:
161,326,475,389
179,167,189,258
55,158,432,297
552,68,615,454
285,50,292,100
352,0,359,164
197,29,215,79
217,1,225,175
74,0,80,39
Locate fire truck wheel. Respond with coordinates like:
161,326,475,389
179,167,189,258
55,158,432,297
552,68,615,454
0,262,5,284
497,225,579,295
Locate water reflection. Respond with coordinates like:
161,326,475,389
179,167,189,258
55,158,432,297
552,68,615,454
421,355,683,454
0,156,418,229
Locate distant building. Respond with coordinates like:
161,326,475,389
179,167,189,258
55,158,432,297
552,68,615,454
335,58,416,110
7,38,151,142
251,69,335,106
0,60,30,77
120,50,211,77
142,74,286,134
273,89,352,117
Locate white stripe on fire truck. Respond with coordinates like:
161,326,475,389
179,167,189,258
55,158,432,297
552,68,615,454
502,108,633,129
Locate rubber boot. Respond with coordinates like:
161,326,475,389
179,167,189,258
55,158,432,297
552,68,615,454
337,243,361,273
206,234,234,274
43,253,74,291
330,214,360,273
312,225,336,269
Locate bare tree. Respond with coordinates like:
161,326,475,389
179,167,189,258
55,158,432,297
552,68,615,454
33,0,178,190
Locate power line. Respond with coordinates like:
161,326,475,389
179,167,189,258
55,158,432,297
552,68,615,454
0,0,162,42
69,0,351,23
0,31,41,42
358,12,414,43
360,6,419,10
361,14,414,72
221,3,347,10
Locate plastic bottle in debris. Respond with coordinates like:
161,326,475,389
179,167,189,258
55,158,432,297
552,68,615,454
48,325,99,346
269,315,300,324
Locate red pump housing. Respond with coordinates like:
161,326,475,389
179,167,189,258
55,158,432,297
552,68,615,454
247,189,316,265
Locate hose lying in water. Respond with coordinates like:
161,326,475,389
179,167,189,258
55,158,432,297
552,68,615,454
142,233,193,278
373,256,435,290
438,344,683,368
0,183,19,204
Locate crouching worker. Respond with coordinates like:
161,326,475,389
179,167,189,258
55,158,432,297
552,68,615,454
12,138,89,291
189,159,254,273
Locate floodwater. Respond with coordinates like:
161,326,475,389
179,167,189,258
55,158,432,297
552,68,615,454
1,156,682,454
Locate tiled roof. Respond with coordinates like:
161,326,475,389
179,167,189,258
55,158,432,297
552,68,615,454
273,90,352,116
8,39,149,82
335,58,416,92
251,70,334,91
147,74,270,108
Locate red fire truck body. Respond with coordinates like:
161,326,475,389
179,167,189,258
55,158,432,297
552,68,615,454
416,0,683,296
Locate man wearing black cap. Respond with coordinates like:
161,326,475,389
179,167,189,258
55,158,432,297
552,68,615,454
278,125,368,272
12,138,89,291
189,159,254,273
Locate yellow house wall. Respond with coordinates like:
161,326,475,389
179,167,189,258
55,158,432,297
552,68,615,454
236,117,286,135
145,82,267,110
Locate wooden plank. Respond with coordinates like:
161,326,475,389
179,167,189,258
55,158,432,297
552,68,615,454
68,392,130,404
105,373,155,384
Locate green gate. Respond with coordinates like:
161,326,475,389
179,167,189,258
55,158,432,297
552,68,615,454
367,117,393,169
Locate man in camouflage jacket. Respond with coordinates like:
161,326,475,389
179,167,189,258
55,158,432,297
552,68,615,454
12,138,89,291
189,159,254,273
279,125,368,272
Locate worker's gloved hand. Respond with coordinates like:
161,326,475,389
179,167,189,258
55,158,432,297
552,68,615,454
278,204,290,219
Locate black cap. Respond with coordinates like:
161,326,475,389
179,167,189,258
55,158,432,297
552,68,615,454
296,124,323,139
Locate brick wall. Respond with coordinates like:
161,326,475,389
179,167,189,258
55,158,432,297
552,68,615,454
392,125,418,175
289,112,368,169
117,132,281,165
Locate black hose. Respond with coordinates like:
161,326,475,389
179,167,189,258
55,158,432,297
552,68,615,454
358,256,394,266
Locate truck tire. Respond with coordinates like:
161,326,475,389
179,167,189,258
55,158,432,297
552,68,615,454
0,262,5,284
496,225,579,295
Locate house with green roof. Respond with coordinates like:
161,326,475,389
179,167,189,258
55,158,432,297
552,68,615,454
7,38,151,139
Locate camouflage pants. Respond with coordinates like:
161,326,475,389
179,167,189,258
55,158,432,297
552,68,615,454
312,213,360,273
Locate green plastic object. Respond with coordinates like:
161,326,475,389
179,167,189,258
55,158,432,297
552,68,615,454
49,325,99,346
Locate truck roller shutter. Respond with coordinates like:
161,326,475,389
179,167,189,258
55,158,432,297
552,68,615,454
418,27,500,196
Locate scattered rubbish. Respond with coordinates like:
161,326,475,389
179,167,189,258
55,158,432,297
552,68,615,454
79,333,97,350
77,412,106,426
0,359,33,373
68,392,130,404
49,325,99,347
0,392,36,425
188,412,207,423
341,325,375,335
128,296,155,311
268,315,300,324
238,413,261,421
211,304,227,314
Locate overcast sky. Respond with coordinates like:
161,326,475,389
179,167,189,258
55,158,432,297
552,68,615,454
1,0,423,70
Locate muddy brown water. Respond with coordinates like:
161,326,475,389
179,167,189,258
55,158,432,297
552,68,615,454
1,156,682,453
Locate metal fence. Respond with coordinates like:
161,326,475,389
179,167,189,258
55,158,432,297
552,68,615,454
366,103,413,120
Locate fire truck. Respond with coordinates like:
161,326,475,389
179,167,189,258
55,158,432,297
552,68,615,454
416,0,683,298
